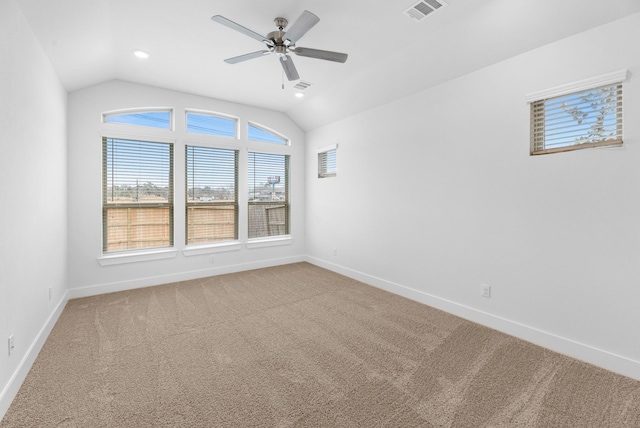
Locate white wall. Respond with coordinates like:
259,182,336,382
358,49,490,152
0,0,68,417
67,80,305,296
2,5,639,421
306,12,640,379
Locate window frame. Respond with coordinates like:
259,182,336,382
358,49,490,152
102,136,175,254
247,151,291,240
98,107,296,261
248,121,290,145
185,144,239,246
102,108,174,130
526,70,628,156
317,144,337,178
185,109,239,138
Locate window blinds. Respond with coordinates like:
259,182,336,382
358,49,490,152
185,145,238,244
318,148,337,178
102,137,174,252
247,152,290,238
530,83,623,155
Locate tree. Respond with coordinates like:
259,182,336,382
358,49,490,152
561,85,619,145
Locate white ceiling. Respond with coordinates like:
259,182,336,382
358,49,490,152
15,0,640,131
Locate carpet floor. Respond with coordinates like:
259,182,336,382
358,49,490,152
2,262,640,427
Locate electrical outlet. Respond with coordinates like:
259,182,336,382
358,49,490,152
49,287,52,301
332,248,337,256
481,283,491,298
8,334,14,356
209,255,215,264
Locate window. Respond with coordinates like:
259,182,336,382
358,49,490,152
248,152,289,238
185,145,238,245
103,137,174,252
528,71,626,155
248,123,288,145
103,110,172,130
186,111,237,138
318,145,337,178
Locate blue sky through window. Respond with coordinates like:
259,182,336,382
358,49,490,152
541,84,620,149
104,138,172,203
248,152,287,201
104,111,171,129
187,112,236,137
186,145,237,202
326,149,337,174
248,124,287,145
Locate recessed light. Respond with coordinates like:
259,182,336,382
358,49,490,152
294,92,304,98
133,50,150,59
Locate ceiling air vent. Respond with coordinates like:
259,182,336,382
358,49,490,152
293,81,313,91
404,0,447,22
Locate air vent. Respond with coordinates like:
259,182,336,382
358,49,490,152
293,81,313,91
404,0,447,22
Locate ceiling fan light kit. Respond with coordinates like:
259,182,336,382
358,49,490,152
211,10,348,82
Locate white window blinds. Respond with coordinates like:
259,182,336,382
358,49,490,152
318,145,337,178
185,145,238,245
248,152,290,238
102,137,173,252
530,83,623,155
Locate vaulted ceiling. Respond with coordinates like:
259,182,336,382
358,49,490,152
15,0,640,130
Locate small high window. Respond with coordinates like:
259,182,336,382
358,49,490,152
248,123,288,145
103,110,172,130
317,145,337,178
528,70,626,155
186,111,237,138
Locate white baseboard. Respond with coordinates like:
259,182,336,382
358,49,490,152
0,291,69,421
1,256,304,421
4,253,638,423
68,255,306,299
305,256,640,381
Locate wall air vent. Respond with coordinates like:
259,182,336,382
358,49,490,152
404,0,447,22
293,81,313,91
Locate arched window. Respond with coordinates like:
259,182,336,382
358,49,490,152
248,122,288,145
103,109,172,130
186,110,237,138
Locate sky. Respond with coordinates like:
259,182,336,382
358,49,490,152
104,111,289,202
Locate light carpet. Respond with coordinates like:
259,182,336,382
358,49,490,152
2,262,640,427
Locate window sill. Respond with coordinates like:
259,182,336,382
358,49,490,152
183,241,242,256
246,236,292,249
98,248,178,266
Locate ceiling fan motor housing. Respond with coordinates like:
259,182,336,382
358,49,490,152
266,28,292,57
212,10,347,81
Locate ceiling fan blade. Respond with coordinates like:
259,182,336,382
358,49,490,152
224,51,270,64
293,47,348,63
279,55,300,81
211,15,274,47
283,10,319,45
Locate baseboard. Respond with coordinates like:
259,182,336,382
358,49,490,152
4,253,637,423
2,256,304,420
68,255,306,300
305,256,640,381
0,291,69,420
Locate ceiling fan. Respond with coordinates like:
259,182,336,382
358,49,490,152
211,10,348,81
